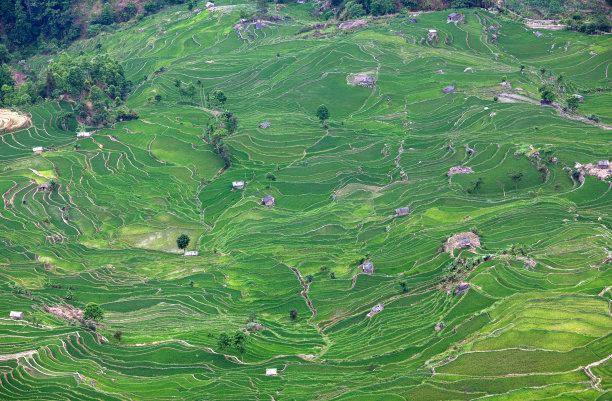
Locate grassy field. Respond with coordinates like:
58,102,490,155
0,3,611,400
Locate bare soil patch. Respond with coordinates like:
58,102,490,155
0,109,31,133
43,304,83,321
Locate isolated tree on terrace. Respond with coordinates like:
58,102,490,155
567,95,580,111
217,333,231,351
177,234,190,253
539,85,555,104
508,170,523,190
316,104,329,124
289,309,298,320
114,330,122,344
83,302,104,322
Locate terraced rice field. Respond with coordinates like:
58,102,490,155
0,3,611,400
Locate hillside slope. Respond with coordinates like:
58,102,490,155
0,2,611,400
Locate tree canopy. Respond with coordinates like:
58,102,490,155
316,105,330,123
177,234,190,250
83,302,104,322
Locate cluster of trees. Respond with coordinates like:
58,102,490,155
564,12,611,34
217,331,247,359
1,52,135,126
202,90,235,168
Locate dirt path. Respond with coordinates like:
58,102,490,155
0,349,38,361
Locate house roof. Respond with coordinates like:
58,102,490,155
266,368,277,375
10,311,23,318
396,207,410,214
32,147,43,152
458,238,471,245
232,181,244,187
429,29,437,33
443,86,455,93
263,195,274,202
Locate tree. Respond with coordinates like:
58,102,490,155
257,0,268,17
289,309,298,320
399,281,408,293
99,3,115,25
114,330,122,343
316,104,329,123
83,302,104,322
155,94,162,102
539,85,555,104
247,312,257,322
217,333,231,350
12,0,31,46
508,170,523,190
345,2,365,18
330,272,336,279
306,274,313,283
176,234,190,252
567,95,579,111
0,45,10,64
210,89,226,106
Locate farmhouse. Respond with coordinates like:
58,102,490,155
533,31,544,38
10,311,24,320
262,195,275,207
39,183,51,191
362,262,374,274
443,232,481,254
428,29,437,40
77,131,92,138
396,207,410,216
454,283,470,296
597,160,609,169
366,303,384,317
232,181,245,190
265,368,278,376
458,238,471,247
205,1,214,8
408,18,417,23
573,94,584,103
184,250,198,256
33,146,43,153
246,322,263,331
442,86,455,94
448,166,474,177
259,121,271,129
447,13,463,23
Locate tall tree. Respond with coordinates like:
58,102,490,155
257,0,268,17
83,302,104,322
177,234,190,251
316,104,329,123
12,0,31,46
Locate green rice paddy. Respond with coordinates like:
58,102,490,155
0,3,610,400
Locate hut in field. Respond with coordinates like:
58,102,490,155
259,121,271,129
573,94,584,103
408,17,417,23
362,262,374,274
447,13,464,23
205,1,214,8
77,131,92,138
597,160,609,169
443,232,481,254
246,322,263,331
428,29,437,40
533,31,544,38
10,311,24,320
262,195,275,207
367,303,384,317
457,238,471,247
32,146,43,154
454,283,469,296
396,207,410,216
265,368,278,376
184,250,198,256
232,181,245,190
442,86,455,94
39,183,51,191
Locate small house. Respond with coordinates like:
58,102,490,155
396,207,410,216
367,303,384,317
363,77,375,84
533,31,544,38
454,283,469,296
9,311,24,320
265,368,278,376
232,181,245,190
428,29,437,40
297,0,305,3
77,131,92,138
184,250,199,256
246,322,263,331
447,13,463,23
33,147,43,154
597,160,609,169
408,18,417,23
573,94,584,103
458,238,471,247
205,1,214,8
262,195,275,207
443,86,455,94
259,121,271,129
362,262,374,274
39,183,51,191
